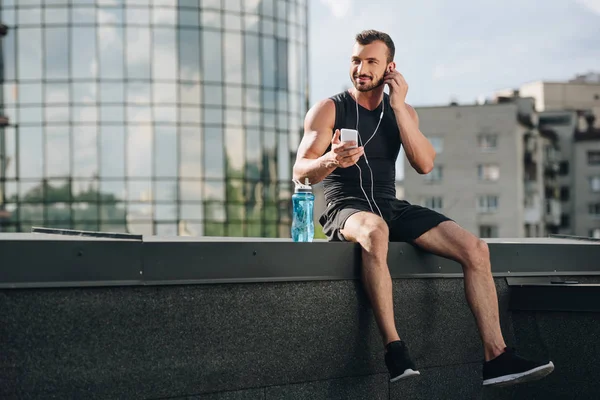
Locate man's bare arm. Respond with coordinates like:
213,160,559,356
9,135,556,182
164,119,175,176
394,104,436,174
293,99,364,185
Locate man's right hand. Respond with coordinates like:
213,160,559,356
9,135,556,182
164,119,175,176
325,129,365,168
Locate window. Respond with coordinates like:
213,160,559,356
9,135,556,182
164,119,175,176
422,197,443,212
479,225,498,238
590,229,600,239
424,165,443,182
429,137,443,154
560,187,570,201
478,134,497,151
560,214,570,228
590,177,600,192
477,164,500,181
477,195,498,213
559,161,569,175
588,151,600,166
589,203,600,217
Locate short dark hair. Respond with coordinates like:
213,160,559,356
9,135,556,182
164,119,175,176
355,30,395,63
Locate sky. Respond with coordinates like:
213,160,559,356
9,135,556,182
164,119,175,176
308,0,600,107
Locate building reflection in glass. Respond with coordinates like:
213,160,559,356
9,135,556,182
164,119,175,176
0,0,308,237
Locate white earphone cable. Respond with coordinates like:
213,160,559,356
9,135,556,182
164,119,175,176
354,91,383,218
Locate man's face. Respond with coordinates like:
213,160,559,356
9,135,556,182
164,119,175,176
349,41,390,92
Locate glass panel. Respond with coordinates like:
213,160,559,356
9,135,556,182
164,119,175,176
262,0,274,17
180,203,203,220
128,223,154,235
100,126,125,178
203,30,222,82
204,127,224,179
180,107,202,125
154,106,177,124
153,7,176,25
46,83,70,105
100,82,124,104
204,85,223,106
127,105,151,123
99,26,124,79
179,127,202,178
100,106,125,124
71,106,98,124
244,14,259,33
223,32,243,84
204,180,225,201
19,127,43,178
72,27,97,79
262,90,276,112
155,126,177,178
178,8,200,27
154,180,177,202
18,83,43,105
204,108,222,125
19,7,42,25
263,129,276,180
201,11,221,29
99,180,126,203
153,28,177,80
127,82,151,104
45,8,69,24
3,7,15,26
225,109,243,127
155,204,177,221
128,181,152,203
180,82,201,105
156,223,178,236
72,179,99,201
246,128,261,180
126,7,150,24
18,28,43,80
224,0,241,12
126,27,151,79
48,109,74,127
153,83,177,104
225,86,243,108
244,34,260,85
224,14,241,31
179,180,202,201
277,39,288,89
97,7,123,25
19,181,42,202
127,126,152,177
3,30,16,81
179,29,201,81
204,222,225,236
245,110,260,128
46,179,71,203
46,126,71,177
225,127,244,178
277,134,290,181
72,82,97,104
72,127,98,178
204,202,225,221
227,222,244,236
2,128,16,180
72,6,95,23
261,19,274,36
261,37,276,89
202,0,221,8
244,0,260,13
245,87,260,110
19,107,43,124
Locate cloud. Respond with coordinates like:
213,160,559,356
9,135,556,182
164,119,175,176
432,59,481,80
320,0,352,18
575,0,600,15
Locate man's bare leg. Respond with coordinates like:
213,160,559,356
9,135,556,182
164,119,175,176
412,221,506,361
341,211,400,347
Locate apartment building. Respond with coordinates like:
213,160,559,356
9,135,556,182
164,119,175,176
405,97,559,238
573,114,600,238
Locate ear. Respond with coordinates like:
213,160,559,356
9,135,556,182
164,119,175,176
388,61,396,72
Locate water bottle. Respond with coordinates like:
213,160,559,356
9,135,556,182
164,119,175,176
291,178,315,242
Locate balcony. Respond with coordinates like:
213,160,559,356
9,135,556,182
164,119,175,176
545,199,561,226
1,231,600,399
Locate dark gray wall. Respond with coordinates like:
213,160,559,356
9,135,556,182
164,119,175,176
3,276,599,400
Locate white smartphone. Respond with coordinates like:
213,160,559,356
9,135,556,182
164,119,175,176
340,128,358,148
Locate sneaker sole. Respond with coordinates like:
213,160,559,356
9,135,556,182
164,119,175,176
483,361,555,387
390,369,420,383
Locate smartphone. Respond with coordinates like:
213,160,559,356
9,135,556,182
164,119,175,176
340,128,358,148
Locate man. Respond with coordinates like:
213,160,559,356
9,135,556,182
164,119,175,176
292,29,555,387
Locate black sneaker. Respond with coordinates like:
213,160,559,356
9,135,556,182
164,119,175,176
482,347,555,387
385,340,420,383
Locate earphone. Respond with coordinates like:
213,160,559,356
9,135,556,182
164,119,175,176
354,91,384,218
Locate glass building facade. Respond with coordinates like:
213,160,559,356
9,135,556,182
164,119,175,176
0,0,309,237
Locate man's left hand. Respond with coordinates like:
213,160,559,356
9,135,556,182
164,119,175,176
384,68,408,111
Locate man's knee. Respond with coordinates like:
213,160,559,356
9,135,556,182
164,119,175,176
342,213,388,249
465,237,490,269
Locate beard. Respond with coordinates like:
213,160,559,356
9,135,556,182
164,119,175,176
352,74,385,92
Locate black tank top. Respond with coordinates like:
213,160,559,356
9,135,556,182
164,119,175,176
322,90,402,204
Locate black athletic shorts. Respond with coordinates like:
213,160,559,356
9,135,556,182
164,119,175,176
319,198,453,243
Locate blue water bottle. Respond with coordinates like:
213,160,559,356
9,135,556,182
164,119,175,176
291,178,315,242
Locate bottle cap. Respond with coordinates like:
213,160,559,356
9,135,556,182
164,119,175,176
293,178,312,193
